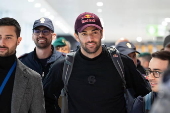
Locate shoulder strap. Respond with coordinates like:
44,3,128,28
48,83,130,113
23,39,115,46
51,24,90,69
106,46,126,87
62,52,76,91
144,92,152,112
62,46,80,87
61,52,76,113
106,46,138,113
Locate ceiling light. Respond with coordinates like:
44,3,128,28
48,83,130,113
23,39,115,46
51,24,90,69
40,8,46,13
34,3,41,8
165,18,170,22
96,2,103,6
44,12,50,16
28,0,34,2
97,9,102,13
136,37,142,42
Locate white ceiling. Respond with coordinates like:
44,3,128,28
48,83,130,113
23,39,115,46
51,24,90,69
1,0,170,42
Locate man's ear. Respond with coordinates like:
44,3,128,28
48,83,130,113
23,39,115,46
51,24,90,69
74,33,79,42
17,37,22,45
52,33,57,41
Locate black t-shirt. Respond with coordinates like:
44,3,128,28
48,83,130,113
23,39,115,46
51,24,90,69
67,48,126,113
37,54,53,78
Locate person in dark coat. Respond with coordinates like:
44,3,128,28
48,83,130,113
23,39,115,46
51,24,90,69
115,41,146,75
19,17,64,80
43,12,151,113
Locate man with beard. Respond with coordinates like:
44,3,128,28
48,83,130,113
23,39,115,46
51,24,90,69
19,17,64,80
0,17,45,112
43,12,151,113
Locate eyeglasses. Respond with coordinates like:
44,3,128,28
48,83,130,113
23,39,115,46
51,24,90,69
145,69,163,78
33,29,51,36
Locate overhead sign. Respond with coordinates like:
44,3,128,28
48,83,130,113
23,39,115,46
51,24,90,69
147,25,166,37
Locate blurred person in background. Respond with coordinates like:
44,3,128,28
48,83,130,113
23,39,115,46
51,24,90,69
115,37,129,46
43,12,151,113
138,52,152,69
115,41,146,75
0,17,45,113
131,50,170,113
163,35,170,51
19,17,64,80
53,37,71,53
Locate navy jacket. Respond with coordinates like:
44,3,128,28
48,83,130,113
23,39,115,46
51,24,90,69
131,92,157,113
19,45,65,80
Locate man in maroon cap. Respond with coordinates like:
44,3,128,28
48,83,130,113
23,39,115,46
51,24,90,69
43,12,151,113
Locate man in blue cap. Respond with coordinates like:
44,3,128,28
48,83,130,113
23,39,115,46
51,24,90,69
116,41,146,75
19,17,65,80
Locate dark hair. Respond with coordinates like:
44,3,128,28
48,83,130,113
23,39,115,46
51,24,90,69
152,51,170,66
75,30,78,35
0,17,21,38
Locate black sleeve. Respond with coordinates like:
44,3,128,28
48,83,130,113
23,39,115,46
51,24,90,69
121,54,151,97
43,56,65,113
137,59,146,75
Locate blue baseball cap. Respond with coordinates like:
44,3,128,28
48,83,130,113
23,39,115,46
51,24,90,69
33,17,54,31
115,42,140,55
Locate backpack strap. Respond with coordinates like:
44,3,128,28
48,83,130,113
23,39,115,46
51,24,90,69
144,92,152,112
62,52,76,91
105,45,136,113
61,52,76,113
105,46,126,87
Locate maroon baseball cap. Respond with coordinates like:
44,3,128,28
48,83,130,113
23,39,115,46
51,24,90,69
74,12,103,33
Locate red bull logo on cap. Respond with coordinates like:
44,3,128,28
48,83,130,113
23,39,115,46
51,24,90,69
81,14,95,24
81,14,94,19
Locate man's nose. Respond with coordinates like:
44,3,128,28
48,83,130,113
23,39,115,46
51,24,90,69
39,32,43,37
148,73,155,80
87,34,93,42
0,38,5,45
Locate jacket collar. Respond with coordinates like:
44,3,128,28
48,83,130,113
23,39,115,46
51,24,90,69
32,45,63,63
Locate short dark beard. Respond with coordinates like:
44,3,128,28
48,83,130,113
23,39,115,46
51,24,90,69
83,42,101,54
35,37,51,49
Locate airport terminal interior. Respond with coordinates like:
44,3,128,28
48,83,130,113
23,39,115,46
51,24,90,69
0,0,170,56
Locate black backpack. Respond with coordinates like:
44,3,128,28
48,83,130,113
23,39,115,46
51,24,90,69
61,45,135,113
